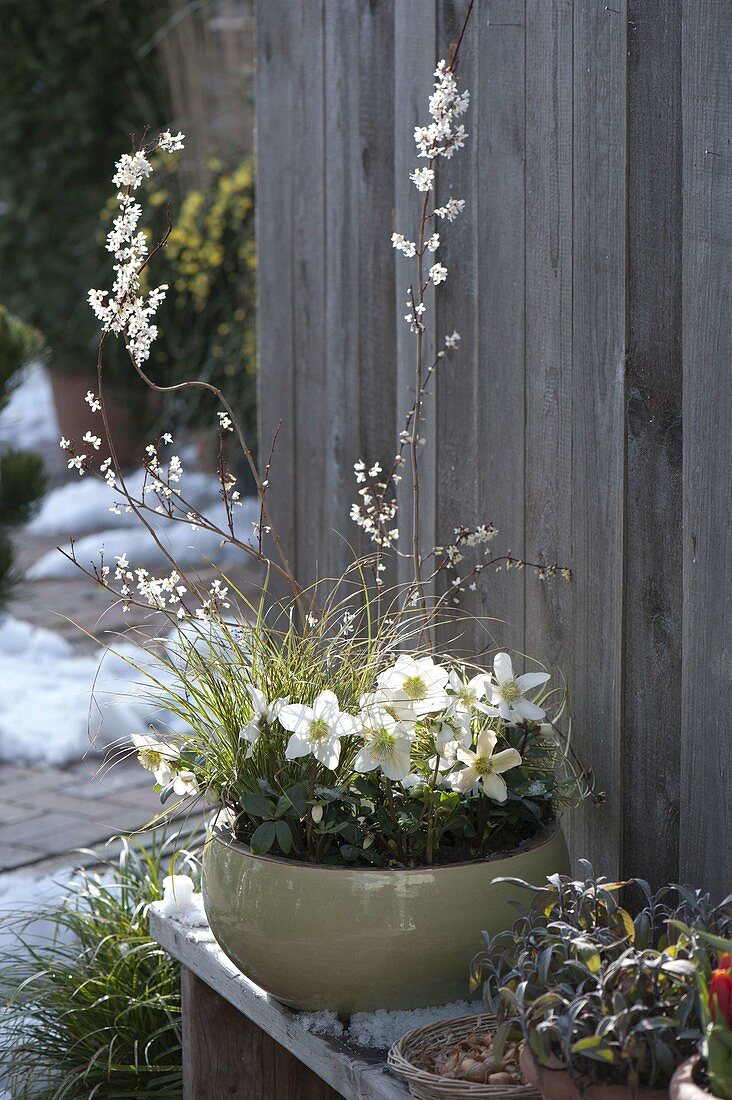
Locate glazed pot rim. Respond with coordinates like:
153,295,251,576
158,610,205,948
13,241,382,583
208,817,562,873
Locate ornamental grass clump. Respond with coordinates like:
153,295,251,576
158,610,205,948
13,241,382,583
62,3,589,870
0,838,188,1100
471,863,732,1092
130,590,586,866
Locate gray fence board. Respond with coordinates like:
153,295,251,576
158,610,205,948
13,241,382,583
680,0,732,895
357,0,397,559
292,1,327,584
325,0,361,580
524,0,575,842
256,0,298,586
474,0,526,657
393,2,438,597
567,0,627,878
623,0,683,889
435,0,481,644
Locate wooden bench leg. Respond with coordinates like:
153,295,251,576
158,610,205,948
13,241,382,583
181,966,342,1099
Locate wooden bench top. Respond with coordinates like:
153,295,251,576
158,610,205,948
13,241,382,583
150,908,409,1100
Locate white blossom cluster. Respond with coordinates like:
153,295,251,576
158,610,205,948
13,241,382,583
88,132,185,367
414,60,470,161
433,198,465,222
110,552,188,616
196,579,232,621
350,460,399,563
391,233,417,258
390,58,469,313
158,130,185,153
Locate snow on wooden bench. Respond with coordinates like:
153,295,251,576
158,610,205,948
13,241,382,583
149,908,409,1100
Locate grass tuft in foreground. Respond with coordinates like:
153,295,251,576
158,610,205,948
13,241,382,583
0,836,193,1099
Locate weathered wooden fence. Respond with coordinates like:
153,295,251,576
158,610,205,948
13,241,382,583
256,0,731,895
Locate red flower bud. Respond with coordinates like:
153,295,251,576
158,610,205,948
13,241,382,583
710,953,732,1030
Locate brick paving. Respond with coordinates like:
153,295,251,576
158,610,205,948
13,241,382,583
0,757,197,871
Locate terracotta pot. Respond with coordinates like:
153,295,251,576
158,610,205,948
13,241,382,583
519,1041,669,1100
202,821,570,1016
49,368,147,467
670,1058,708,1100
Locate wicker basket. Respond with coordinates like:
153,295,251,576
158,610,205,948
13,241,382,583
387,1013,542,1100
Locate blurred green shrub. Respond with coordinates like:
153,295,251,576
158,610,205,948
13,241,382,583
0,305,46,413
0,306,48,608
0,535,17,609
0,0,170,381
0,449,47,524
0,837,187,1099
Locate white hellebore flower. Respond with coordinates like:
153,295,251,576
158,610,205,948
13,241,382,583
279,690,358,770
131,731,177,787
452,730,522,802
376,654,449,721
433,719,471,761
353,707,413,782
447,668,492,724
239,686,288,757
173,770,201,797
489,652,550,723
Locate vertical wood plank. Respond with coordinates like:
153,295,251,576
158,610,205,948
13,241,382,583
475,0,526,656
623,0,683,887
393,0,437,594
324,0,361,579
523,0,575,814
256,0,297,585
292,0,327,585
680,0,732,895
358,0,397,529
434,0,481,652
181,967,339,1099
568,0,627,876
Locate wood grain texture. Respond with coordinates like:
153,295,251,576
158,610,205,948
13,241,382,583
182,966,342,1099
435,0,481,654
568,0,627,877
256,0,297,590
358,1,397,522
393,0,437,592
325,0,361,578
524,0,575,815
623,0,683,887
474,0,527,658
292,1,327,584
153,914,409,1100
680,0,732,896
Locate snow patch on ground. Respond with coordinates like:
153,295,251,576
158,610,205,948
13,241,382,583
28,463,259,579
0,363,58,449
0,866,73,951
0,615,180,764
0,866,70,915
28,465,223,537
